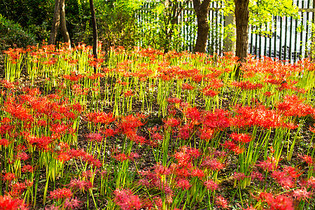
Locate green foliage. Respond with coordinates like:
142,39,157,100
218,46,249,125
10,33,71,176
93,0,145,51
0,14,36,51
138,0,195,52
0,0,54,41
217,0,299,35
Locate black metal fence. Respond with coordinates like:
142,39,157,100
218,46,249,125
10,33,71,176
137,0,314,62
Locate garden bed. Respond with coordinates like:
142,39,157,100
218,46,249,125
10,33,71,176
0,44,315,209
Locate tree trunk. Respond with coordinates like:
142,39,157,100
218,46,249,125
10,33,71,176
89,0,98,73
234,0,249,61
234,0,249,79
193,0,211,53
60,0,71,46
310,0,315,61
49,0,61,44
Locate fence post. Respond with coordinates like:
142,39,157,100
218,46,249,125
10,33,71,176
223,13,235,53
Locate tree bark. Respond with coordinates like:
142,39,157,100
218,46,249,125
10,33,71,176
89,0,98,73
234,0,249,62
49,0,61,44
60,0,71,46
193,0,211,53
234,0,249,79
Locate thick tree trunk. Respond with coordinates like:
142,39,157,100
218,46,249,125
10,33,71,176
89,0,98,73
49,0,61,44
234,0,249,62
193,0,211,53
60,0,71,46
234,0,249,79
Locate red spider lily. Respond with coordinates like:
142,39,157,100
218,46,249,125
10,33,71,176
83,153,102,168
63,72,84,82
148,132,163,147
117,115,144,136
0,79,17,89
21,165,33,173
198,127,214,140
204,78,224,89
67,148,102,168
307,176,315,189
215,195,229,209
185,107,201,124
292,187,311,201
167,97,181,104
3,172,16,182
112,152,139,162
230,105,288,129
233,172,247,181
182,83,194,90
0,138,10,147
258,192,294,210
86,133,103,142
9,181,32,197
191,168,204,179
178,125,191,140
202,89,218,97
271,169,298,190
114,188,142,210
250,171,264,182
201,109,230,130
177,178,191,190
277,95,314,117
17,152,29,161
57,152,71,162
68,179,93,191
49,188,73,200
230,132,252,143
163,117,180,128
204,179,218,191
0,195,28,210
298,154,313,165
50,122,75,137
64,197,82,209
154,164,171,176
124,90,134,97
27,135,52,151
101,128,117,137
222,140,244,154
201,157,225,171
231,81,263,90
256,157,278,172
174,151,191,167
4,101,34,122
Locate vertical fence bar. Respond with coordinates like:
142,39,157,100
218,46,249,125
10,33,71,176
300,0,304,59
284,16,288,61
274,16,277,60
269,21,272,57
305,0,311,58
279,16,283,60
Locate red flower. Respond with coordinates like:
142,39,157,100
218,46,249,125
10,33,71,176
0,138,10,147
230,132,252,143
204,179,218,191
49,188,73,200
3,172,16,182
177,178,191,190
86,133,103,142
0,195,28,210
191,168,204,178
215,195,228,209
114,189,142,210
